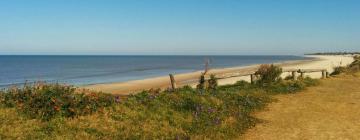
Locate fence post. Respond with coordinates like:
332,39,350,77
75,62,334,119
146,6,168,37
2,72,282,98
298,69,304,78
250,74,255,84
321,70,326,79
326,71,330,78
291,71,296,80
169,74,177,90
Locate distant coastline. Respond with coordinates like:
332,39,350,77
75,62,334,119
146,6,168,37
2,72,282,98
306,52,360,55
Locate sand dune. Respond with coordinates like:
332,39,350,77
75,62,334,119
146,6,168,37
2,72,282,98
84,55,354,95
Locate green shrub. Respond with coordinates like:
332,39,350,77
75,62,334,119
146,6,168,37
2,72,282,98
207,74,218,92
330,66,347,76
284,75,294,80
255,64,282,86
196,74,218,94
0,83,115,120
265,77,319,94
266,80,305,94
196,75,206,92
301,77,320,86
119,84,274,139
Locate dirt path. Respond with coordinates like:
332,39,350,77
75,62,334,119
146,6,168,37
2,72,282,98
242,74,360,140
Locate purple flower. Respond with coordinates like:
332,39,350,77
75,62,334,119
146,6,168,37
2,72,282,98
208,108,215,113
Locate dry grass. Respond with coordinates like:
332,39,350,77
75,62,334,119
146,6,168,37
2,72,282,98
242,72,360,140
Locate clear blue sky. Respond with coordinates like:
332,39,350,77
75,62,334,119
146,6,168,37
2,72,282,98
0,0,359,55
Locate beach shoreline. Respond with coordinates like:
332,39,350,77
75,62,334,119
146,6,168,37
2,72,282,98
84,55,354,95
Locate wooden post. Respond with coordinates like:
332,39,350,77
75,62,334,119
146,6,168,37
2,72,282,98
250,74,255,84
321,70,326,79
299,69,304,78
291,71,296,80
326,71,329,78
169,74,177,90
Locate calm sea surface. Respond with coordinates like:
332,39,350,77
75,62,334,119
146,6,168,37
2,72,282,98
0,55,309,87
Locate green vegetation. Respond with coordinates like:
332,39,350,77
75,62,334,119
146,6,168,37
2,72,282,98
207,74,218,92
331,56,360,76
306,52,360,55
255,64,282,86
0,83,115,121
0,65,319,139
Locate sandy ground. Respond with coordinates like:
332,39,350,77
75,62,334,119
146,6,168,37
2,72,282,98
84,55,354,95
241,73,360,140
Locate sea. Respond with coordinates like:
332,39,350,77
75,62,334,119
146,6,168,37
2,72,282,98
0,55,309,87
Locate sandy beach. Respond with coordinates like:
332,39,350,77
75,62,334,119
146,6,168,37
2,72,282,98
84,55,354,95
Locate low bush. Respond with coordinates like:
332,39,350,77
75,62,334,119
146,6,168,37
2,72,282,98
284,75,294,80
0,83,115,120
196,75,206,92
255,64,282,86
122,84,272,139
301,77,320,86
196,74,218,94
265,77,319,94
330,66,347,76
265,80,305,94
207,74,218,92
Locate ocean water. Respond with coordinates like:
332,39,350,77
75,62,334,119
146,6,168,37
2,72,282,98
0,55,309,87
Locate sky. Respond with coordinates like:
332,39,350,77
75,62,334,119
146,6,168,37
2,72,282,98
0,0,359,55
